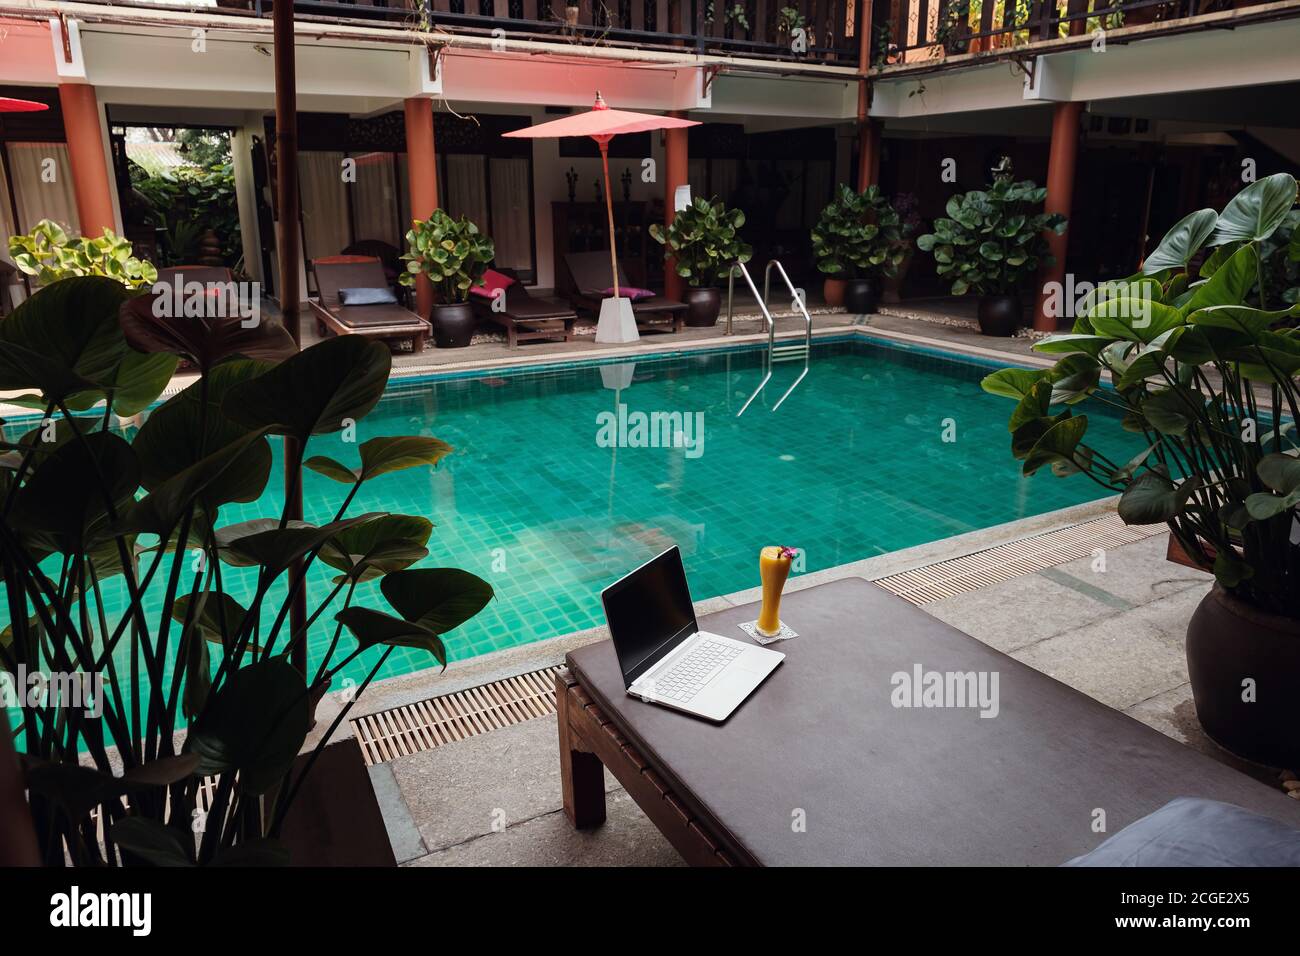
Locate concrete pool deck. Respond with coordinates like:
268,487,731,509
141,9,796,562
333,498,1290,867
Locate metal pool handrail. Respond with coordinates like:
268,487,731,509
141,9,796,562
762,259,812,412
729,260,776,417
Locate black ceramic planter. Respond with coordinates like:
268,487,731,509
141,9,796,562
843,279,878,315
432,301,475,348
976,294,1022,336
1186,585,1300,768
684,286,722,327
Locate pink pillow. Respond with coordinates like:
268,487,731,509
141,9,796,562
600,286,655,302
471,269,516,299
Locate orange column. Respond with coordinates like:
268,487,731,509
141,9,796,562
404,97,439,318
58,84,116,237
1035,101,1083,332
663,112,689,302
856,115,882,191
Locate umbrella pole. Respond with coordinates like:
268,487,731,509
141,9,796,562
598,139,620,299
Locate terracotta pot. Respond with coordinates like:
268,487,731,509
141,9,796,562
683,286,722,326
976,294,1022,336
823,276,847,309
843,278,878,314
1186,585,1300,768
431,301,475,348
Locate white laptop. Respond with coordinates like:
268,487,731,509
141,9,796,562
601,546,785,722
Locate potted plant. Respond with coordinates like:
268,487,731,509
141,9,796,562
883,192,924,303
916,166,1066,335
9,218,158,288
811,184,906,314
0,274,493,864
399,209,495,348
980,172,1300,766
649,196,753,327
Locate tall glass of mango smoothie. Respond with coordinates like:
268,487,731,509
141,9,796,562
755,546,796,637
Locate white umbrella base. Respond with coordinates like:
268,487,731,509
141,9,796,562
594,297,640,344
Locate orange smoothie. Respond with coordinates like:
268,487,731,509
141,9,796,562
756,546,795,636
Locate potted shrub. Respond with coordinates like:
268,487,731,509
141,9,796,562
9,218,158,288
916,170,1066,335
883,192,924,303
650,196,752,327
0,274,493,864
980,172,1300,766
811,184,906,314
399,209,495,348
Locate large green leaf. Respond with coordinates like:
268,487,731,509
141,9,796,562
380,567,493,636
1181,243,1257,315
1142,209,1218,274
1209,173,1298,245
0,276,130,400
334,606,447,665
110,817,194,867
1140,386,1204,436
118,288,296,372
10,430,139,554
980,367,1049,400
1022,415,1088,476
172,591,249,647
223,335,391,441
304,436,453,485
1118,471,1202,524
220,513,385,576
188,657,309,795
317,514,432,582
134,360,273,509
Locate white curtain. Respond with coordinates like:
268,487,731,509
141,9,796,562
443,154,487,230
489,157,531,275
349,152,399,247
396,154,412,239
6,142,79,237
298,150,350,264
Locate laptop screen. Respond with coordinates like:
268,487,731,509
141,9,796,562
601,547,698,686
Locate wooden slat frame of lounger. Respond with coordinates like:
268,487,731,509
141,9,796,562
556,667,741,867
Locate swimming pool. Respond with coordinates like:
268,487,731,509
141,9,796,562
5,335,1146,698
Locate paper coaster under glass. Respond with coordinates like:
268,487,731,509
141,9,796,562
738,620,799,646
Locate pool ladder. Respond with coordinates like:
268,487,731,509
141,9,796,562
725,259,813,417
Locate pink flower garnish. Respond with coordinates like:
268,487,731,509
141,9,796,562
778,546,799,560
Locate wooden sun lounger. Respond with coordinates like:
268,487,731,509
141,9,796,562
564,251,686,334
310,255,430,353
471,283,576,349
559,577,1300,866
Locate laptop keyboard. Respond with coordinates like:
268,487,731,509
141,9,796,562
645,640,743,704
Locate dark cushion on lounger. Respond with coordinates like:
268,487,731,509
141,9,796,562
323,303,423,331
1064,797,1300,867
339,286,398,306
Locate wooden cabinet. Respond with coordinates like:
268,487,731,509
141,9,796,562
551,200,664,297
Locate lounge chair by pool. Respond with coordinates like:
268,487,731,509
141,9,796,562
564,250,686,334
310,255,430,353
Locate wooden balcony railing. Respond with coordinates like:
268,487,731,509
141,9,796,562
875,0,1274,66
239,0,864,64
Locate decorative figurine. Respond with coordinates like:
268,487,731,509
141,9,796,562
566,166,578,202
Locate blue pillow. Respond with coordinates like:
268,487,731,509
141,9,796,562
1064,797,1300,867
338,286,397,306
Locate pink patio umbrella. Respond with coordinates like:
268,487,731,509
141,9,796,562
0,97,50,113
504,94,698,303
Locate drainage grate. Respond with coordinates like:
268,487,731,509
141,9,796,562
872,512,1164,606
351,665,563,766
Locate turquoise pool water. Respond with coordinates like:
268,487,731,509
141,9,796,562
5,336,1146,716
